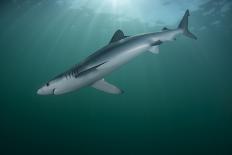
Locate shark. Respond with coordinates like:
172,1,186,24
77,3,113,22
37,10,197,95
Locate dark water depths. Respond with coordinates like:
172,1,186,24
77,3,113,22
0,0,232,154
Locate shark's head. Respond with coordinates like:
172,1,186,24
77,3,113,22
37,74,81,95
37,73,66,96
37,80,58,95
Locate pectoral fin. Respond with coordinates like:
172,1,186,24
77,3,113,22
91,79,123,94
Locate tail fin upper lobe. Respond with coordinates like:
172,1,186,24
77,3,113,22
178,10,197,40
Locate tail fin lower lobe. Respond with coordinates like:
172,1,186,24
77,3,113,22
178,10,197,40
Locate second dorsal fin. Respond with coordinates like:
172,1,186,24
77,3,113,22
109,29,128,44
162,27,169,31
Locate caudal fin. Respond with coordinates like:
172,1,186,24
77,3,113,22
178,10,197,40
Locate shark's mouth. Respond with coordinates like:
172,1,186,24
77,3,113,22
52,88,56,95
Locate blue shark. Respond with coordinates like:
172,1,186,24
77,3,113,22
37,10,197,95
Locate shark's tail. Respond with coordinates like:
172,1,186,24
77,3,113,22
178,10,197,40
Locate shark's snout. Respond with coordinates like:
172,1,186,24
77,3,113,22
37,87,48,95
37,87,54,95
37,88,43,95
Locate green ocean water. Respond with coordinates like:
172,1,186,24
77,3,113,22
0,0,232,154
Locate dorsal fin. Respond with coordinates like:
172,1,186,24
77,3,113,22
109,29,127,44
162,27,169,31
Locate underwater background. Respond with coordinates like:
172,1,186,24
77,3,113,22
0,0,232,154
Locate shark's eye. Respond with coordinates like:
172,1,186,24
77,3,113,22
46,83,50,86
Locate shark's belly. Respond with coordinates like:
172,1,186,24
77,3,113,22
99,43,149,72
54,43,150,95
80,43,149,86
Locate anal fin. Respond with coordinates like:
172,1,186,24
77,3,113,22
149,46,159,54
149,40,162,54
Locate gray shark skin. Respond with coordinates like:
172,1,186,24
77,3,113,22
37,10,197,95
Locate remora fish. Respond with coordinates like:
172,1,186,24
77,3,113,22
37,10,197,95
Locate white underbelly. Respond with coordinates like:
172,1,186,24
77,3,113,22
55,44,149,95
98,44,149,73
